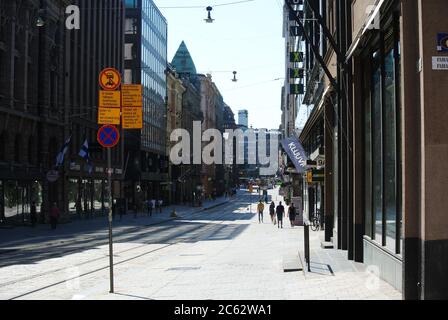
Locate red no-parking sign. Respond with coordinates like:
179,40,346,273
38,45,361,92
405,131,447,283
97,125,120,148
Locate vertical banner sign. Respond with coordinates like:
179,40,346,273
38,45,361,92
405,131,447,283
281,137,308,173
121,84,143,129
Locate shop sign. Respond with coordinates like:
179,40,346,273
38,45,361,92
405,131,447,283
70,162,81,171
46,170,59,182
281,137,308,173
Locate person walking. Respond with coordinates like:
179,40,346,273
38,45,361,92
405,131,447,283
269,201,276,224
276,201,285,229
49,202,60,230
257,200,265,223
147,199,153,217
288,202,297,228
158,199,163,213
30,201,37,227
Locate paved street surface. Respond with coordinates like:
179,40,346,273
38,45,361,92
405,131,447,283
0,189,401,300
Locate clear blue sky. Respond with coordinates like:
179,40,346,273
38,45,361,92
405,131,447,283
153,0,286,130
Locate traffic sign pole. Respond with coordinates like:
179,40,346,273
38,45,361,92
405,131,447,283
98,68,122,295
108,147,114,293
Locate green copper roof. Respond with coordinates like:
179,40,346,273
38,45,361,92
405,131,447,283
171,41,197,74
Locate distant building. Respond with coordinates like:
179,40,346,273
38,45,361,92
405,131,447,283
170,42,203,204
171,41,197,76
123,0,168,208
238,110,248,128
166,65,186,205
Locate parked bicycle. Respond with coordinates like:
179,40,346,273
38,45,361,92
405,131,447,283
311,209,321,231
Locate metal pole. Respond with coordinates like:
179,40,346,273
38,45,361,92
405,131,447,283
304,222,311,272
107,148,114,293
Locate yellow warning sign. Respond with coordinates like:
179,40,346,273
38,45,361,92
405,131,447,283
122,107,143,129
98,108,121,125
99,91,121,108
121,84,142,107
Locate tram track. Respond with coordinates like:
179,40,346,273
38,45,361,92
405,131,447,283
3,197,254,300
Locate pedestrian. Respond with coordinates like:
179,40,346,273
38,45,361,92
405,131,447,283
158,199,163,213
30,201,37,227
133,202,138,218
49,202,60,230
269,201,276,224
151,199,156,213
257,200,265,223
147,199,153,217
288,202,297,228
276,201,285,229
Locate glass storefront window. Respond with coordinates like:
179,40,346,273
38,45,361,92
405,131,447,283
94,180,103,212
68,178,80,214
362,17,402,255
384,35,398,252
363,59,373,238
372,50,383,243
4,181,20,218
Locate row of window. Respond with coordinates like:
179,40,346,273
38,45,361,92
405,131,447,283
363,15,402,255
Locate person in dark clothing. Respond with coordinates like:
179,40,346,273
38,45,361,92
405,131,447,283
276,202,285,229
288,203,297,228
49,203,60,230
269,201,276,224
30,201,37,227
147,199,153,217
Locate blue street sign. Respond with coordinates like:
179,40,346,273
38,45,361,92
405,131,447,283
437,33,448,52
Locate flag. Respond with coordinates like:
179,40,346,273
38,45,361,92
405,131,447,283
79,139,93,174
56,135,72,167
281,136,308,174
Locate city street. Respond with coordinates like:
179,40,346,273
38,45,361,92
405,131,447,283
0,189,400,300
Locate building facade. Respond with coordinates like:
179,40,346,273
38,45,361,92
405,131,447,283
237,109,248,128
171,41,203,205
123,0,168,210
0,0,125,224
166,64,185,204
291,0,448,299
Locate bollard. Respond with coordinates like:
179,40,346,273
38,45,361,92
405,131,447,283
304,220,311,272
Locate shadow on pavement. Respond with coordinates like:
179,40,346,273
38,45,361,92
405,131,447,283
0,193,262,269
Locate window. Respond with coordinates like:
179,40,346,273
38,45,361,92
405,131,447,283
363,56,372,238
0,131,6,161
362,16,402,255
384,28,398,252
14,134,21,163
371,49,383,242
125,18,137,34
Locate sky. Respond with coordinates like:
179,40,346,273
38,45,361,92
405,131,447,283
153,0,286,130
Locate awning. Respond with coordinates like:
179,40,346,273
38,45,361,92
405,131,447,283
346,0,386,62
